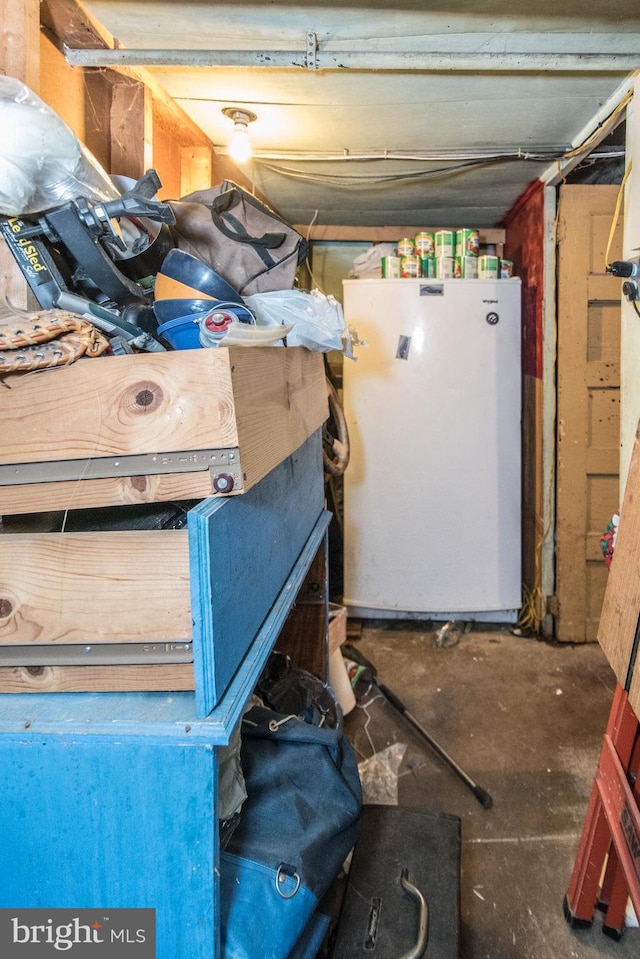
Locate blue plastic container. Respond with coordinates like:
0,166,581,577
157,315,202,350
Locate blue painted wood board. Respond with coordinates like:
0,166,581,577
0,738,218,958
189,429,325,716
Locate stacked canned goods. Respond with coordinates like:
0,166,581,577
415,232,436,278
477,255,499,279
454,228,479,279
379,230,516,280
434,230,455,278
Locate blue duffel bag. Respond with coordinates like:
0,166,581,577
220,704,363,959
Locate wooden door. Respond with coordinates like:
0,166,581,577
556,185,623,642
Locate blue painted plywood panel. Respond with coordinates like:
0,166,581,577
0,739,217,959
189,429,324,716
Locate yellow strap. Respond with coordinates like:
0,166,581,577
605,160,632,269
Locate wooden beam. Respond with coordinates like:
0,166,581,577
0,0,40,310
1,0,40,88
39,0,259,199
40,0,109,51
295,225,506,245
111,79,152,179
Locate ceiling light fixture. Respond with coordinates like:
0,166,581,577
222,107,257,164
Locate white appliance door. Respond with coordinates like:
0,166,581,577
342,278,522,619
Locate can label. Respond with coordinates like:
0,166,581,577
414,232,435,256
435,231,455,258
397,237,415,256
381,256,401,278
478,255,499,279
400,254,421,278
435,256,455,279
456,228,480,257
455,255,478,279
500,259,514,279
421,256,436,278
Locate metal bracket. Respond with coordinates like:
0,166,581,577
306,32,319,70
0,447,243,493
0,642,193,668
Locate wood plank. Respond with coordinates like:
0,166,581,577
521,373,543,620
0,347,327,513
111,78,152,178
40,0,108,50
276,538,328,679
0,663,194,693
181,146,213,196
1,0,40,88
296,225,506,245
40,32,86,140
230,348,328,491
0,350,237,466
0,470,217,515
0,531,191,645
0,0,40,311
598,420,640,719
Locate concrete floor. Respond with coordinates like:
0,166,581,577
340,622,640,959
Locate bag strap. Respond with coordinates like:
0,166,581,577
211,189,288,251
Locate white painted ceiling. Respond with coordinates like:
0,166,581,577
77,1,640,228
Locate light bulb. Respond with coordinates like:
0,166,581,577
229,120,252,163
222,107,257,165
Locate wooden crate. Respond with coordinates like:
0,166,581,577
0,432,329,714
0,345,327,514
0,430,329,716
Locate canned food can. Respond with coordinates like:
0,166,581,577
455,255,478,279
381,255,402,278
414,232,435,256
456,228,480,257
435,256,455,279
435,230,455,258
400,254,421,278
397,237,415,257
500,259,514,279
421,256,436,278
478,255,500,279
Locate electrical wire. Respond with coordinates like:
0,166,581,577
245,86,633,190
604,161,632,269
562,90,633,161
254,155,515,188
251,147,563,163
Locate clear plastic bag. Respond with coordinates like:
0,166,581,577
0,76,119,216
349,243,397,278
357,742,407,806
244,288,354,356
